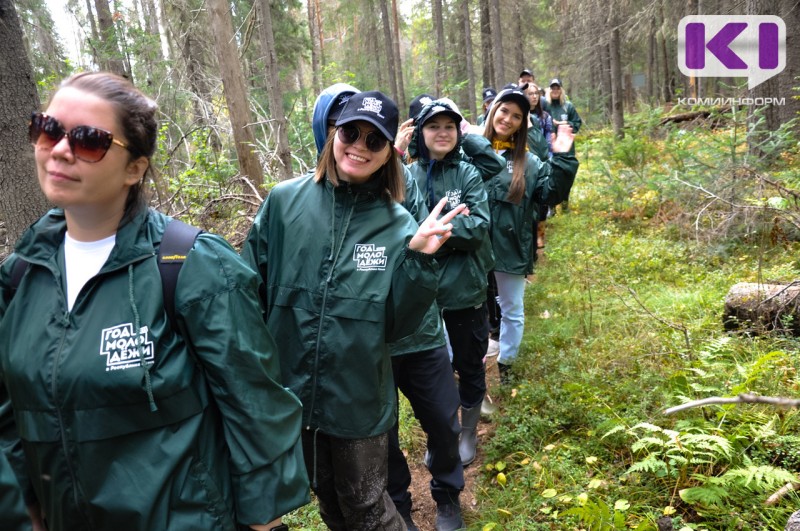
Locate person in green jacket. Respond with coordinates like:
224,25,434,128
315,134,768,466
242,90,465,531
544,78,582,211
311,85,465,531
483,86,579,383
0,72,309,531
406,100,495,469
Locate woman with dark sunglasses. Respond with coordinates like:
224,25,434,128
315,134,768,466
0,72,310,530
242,90,465,531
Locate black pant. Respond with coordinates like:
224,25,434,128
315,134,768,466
486,273,501,334
301,430,404,531
444,303,489,408
388,346,464,514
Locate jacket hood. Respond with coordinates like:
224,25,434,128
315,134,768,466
407,100,463,164
312,83,360,155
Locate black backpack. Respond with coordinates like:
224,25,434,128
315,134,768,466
8,219,202,327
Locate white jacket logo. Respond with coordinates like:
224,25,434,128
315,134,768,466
100,323,154,371
353,243,388,271
445,189,462,209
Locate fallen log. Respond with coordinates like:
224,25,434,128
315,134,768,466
723,282,800,335
659,105,732,126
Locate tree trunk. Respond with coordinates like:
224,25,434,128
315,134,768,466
256,0,293,181
208,0,264,187
479,0,493,89
461,0,477,121
85,0,101,67
307,0,320,94
432,0,445,96
659,4,672,102
488,0,504,88
391,0,406,110
609,26,624,138
379,0,398,104
646,18,656,103
513,3,524,73
746,0,800,157
0,0,49,256
723,282,800,336
93,0,128,76
600,41,613,121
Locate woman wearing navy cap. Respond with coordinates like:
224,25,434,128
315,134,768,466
243,90,465,530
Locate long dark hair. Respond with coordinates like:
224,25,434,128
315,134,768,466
314,127,405,203
483,100,529,205
57,72,158,222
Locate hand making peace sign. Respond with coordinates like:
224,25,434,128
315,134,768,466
409,197,467,255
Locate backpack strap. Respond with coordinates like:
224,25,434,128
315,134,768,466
158,220,203,328
9,257,30,293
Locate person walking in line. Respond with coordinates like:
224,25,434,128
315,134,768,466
405,99,494,470
0,71,309,531
243,90,466,531
477,87,497,126
526,83,555,253
483,85,579,384
310,83,464,531
544,78,582,212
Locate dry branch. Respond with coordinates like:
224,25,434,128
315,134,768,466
664,393,800,415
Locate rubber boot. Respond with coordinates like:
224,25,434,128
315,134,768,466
459,405,481,466
480,397,498,418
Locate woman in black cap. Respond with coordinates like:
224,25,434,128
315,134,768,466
545,78,582,212
243,90,465,531
482,85,579,384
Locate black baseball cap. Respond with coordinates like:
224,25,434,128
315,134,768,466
549,78,562,87
491,83,531,117
519,69,534,78
482,87,498,103
409,93,436,121
335,91,399,142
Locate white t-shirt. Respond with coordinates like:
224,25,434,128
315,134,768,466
64,232,116,311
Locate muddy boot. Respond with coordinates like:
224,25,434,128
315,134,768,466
459,405,480,466
480,397,498,418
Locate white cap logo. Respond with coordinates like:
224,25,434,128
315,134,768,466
358,97,385,118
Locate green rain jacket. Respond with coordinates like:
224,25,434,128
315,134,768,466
486,152,579,275
241,174,438,439
0,208,309,531
407,103,494,311
389,167,446,356
544,98,582,136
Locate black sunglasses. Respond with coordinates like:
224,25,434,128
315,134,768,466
336,124,389,153
29,112,129,163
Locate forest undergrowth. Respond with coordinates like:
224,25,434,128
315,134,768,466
463,107,800,530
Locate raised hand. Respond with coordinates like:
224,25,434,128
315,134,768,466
395,118,414,154
409,197,466,255
552,123,575,153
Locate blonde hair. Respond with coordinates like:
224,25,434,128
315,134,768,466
546,86,569,106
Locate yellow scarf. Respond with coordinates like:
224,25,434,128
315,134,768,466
492,139,515,151
492,139,528,152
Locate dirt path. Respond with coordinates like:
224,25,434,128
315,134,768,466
404,357,502,530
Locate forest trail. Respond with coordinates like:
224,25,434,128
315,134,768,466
404,357,502,530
